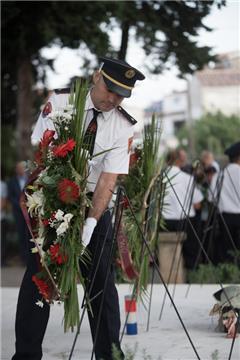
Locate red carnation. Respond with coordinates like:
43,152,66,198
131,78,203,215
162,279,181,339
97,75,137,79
49,243,67,265
32,275,51,300
40,129,55,149
53,139,76,158
58,178,80,204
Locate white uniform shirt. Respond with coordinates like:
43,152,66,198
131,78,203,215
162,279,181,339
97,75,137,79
210,163,240,214
162,166,203,220
31,92,134,192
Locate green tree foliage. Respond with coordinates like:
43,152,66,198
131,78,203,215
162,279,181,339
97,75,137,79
177,112,240,156
114,0,225,73
2,0,224,164
2,1,113,160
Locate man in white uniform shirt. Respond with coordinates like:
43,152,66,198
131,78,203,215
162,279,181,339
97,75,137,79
210,141,240,263
162,149,203,269
12,57,145,360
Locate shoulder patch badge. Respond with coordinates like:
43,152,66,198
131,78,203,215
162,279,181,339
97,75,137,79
117,106,137,125
42,102,52,117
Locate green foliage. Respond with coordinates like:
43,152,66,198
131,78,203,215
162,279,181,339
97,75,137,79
177,112,240,156
2,1,113,127
121,116,165,296
211,350,219,360
113,1,223,73
188,263,240,284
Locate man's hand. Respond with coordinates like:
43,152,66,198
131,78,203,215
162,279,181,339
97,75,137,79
81,217,97,249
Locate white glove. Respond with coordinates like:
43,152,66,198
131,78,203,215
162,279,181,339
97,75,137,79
82,217,97,248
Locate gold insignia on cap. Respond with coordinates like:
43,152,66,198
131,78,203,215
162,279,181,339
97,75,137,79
125,69,136,79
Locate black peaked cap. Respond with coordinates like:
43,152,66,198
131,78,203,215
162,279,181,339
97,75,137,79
99,56,145,98
224,141,240,159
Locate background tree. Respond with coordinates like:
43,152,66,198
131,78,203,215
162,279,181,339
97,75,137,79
2,1,113,162
114,0,224,73
177,112,240,158
2,0,224,169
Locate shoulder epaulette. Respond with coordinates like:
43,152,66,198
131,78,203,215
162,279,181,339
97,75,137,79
117,106,137,125
54,87,71,95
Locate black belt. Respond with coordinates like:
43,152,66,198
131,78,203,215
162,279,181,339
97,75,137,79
87,192,94,200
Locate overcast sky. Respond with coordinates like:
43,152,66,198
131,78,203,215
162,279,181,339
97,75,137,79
42,1,240,109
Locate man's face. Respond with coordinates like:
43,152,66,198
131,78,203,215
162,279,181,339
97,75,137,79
90,72,124,112
201,152,214,167
178,149,187,167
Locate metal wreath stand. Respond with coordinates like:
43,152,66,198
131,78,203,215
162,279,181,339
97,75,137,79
68,181,238,360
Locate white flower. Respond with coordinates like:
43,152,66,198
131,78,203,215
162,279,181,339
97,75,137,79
55,209,64,221
47,150,54,161
48,110,64,123
62,113,72,121
30,237,44,253
56,221,69,236
31,247,38,254
55,213,73,236
64,213,73,223
50,221,56,228
36,300,44,308
26,189,44,217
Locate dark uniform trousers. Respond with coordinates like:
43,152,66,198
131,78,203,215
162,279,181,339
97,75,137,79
12,210,124,360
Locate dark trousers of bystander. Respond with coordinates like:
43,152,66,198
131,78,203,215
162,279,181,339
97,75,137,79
12,210,124,360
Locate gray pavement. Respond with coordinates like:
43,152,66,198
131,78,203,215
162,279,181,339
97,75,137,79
1,267,239,359
1,265,25,287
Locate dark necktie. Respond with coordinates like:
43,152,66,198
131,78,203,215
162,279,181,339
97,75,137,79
83,108,101,157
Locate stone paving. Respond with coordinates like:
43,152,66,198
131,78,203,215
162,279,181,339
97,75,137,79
1,267,239,359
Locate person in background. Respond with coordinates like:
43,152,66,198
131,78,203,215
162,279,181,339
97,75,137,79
7,161,30,265
210,141,240,263
1,168,8,266
178,148,193,175
162,148,203,270
200,150,220,177
193,151,219,264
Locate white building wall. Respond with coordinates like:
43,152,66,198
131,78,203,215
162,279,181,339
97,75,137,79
162,91,187,116
158,91,188,148
188,76,203,120
201,86,240,116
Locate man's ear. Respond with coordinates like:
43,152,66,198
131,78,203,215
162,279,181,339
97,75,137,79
92,70,101,85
